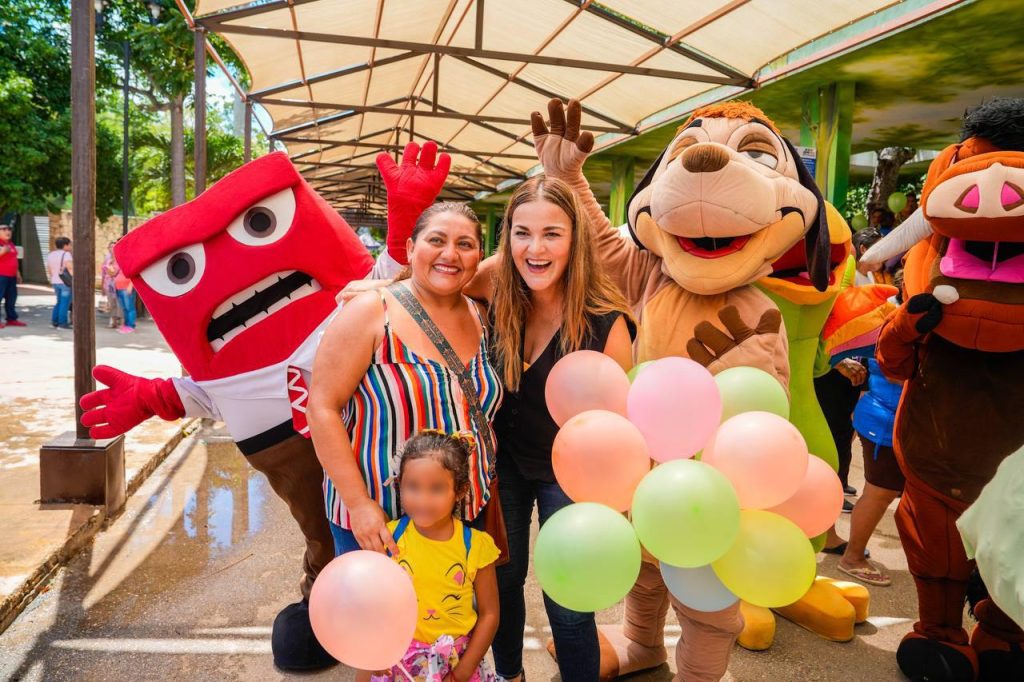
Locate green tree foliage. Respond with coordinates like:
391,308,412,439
0,0,120,218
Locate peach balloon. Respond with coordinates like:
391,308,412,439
553,409,651,511
309,550,417,670
545,350,630,426
766,454,845,537
702,411,809,509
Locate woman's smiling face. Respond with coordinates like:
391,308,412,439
407,211,482,296
509,199,573,293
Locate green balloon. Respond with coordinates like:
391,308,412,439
631,460,740,567
627,361,655,383
851,213,868,230
810,532,827,553
887,191,907,213
714,366,790,422
534,502,641,612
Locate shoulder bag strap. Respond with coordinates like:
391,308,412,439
388,284,495,476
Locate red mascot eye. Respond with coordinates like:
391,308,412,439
140,242,206,297
227,188,296,246
243,207,276,238
168,252,197,284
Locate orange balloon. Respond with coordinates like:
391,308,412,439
309,550,418,670
545,350,630,426
552,409,651,511
766,454,844,537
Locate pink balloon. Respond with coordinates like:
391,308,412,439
552,409,651,511
545,350,630,426
626,357,721,461
702,412,809,509
309,550,417,670
766,455,844,537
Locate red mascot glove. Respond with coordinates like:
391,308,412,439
80,365,186,439
377,141,452,265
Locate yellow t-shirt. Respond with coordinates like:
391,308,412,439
387,518,500,644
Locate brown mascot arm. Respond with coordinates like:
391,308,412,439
876,293,942,381
531,99,657,305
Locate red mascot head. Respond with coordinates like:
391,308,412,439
115,152,374,381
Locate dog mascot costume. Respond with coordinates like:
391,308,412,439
78,146,449,670
531,99,838,681
863,97,1024,681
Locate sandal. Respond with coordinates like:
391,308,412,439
838,561,892,587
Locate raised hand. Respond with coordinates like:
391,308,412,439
80,365,185,439
686,306,784,375
530,98,594,181
376,141,452,265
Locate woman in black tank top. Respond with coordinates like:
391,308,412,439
466,175,634,682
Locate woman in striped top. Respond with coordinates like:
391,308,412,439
308,202,503,557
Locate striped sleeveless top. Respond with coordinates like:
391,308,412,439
324,290,504,528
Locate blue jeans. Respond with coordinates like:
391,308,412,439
0,275,17,322
52,283,71,326
117,289,137,328
329,521,363,556
491,456,600,681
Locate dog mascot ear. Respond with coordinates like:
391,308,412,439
782,138,831,292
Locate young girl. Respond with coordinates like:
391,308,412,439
366,430,500,682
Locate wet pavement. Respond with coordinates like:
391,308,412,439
1,415,922,681
0,285,185,629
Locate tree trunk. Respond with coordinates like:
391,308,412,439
867,147,916,213
170,93,186,207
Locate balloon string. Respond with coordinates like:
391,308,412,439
396,662,415,682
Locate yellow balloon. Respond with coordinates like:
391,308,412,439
711,510,816,608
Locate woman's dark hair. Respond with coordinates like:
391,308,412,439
55,237,71,249
395,430,473,514
852,227,882,258
411,202,483,244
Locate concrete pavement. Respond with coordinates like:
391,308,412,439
0,285,187,632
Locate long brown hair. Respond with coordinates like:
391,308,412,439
492,175,631,391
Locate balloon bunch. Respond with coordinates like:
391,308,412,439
535,353,843,613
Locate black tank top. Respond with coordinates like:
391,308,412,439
492,310,634,482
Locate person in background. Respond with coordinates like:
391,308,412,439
0,224,25,328
114,259,136,334
45,237,73,330
102,241,123,329
838,348,905,586
898,192,918,224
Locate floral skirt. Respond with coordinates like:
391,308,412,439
370,634,497,682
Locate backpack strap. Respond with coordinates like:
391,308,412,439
390,515,471,558
388,515,411,557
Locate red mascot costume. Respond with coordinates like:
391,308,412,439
79,145,449,670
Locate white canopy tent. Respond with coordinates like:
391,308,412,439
190,0,957,214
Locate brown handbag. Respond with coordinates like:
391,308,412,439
390,284,510,566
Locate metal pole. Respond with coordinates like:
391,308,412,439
243,99,252,163
71,0,96,439
121,40,130,236
193,26,207,195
